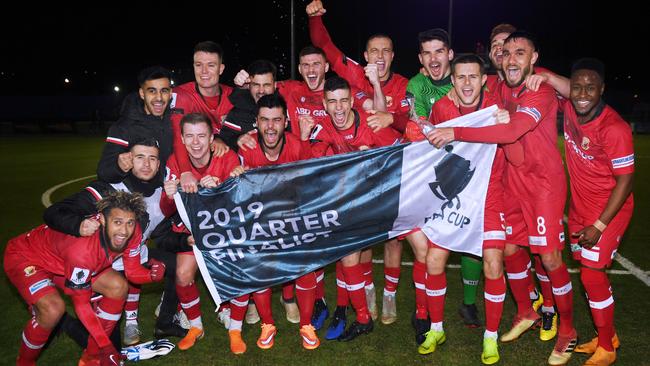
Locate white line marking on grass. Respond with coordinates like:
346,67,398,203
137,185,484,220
371,259,648,277
614,253,650,286
41,175,96,208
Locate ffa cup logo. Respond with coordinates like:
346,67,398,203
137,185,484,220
581,136,590,150
24,266,36,277
428,145,475,221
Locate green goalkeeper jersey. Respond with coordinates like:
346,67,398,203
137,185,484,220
406,73,453,118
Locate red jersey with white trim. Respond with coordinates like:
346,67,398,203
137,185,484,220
454,82,566,201
7,224,143,296
309,16,410,131
562,100,635,220
166,150,240,183
309,109,402,157
239,132,313,168
277,80,328,136
170,81,234,177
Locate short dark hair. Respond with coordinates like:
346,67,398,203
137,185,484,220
137,66,172,87
247,59,277,80
256,93,287,115
504,30,538,52
193,41,224,62
299,45,326,59
366,33,393,50
324,76,350,94
97,190,147,224
418,28,451,50
452,54,486,76
180,113,213,135
130,137,160,151
571,57,605,81
490,23,517,42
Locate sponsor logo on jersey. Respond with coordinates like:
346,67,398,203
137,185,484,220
24,266,36,277
29,278,53,295
70,267,90,285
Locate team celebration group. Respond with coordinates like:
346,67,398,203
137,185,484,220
4,1,634,365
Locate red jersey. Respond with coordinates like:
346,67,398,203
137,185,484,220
562,101,635,220
309,16,410,132
277,80,328,136
485,66,550,94
310,109,402,157
170,81,234,177
453,82,566,201
239,132,313,168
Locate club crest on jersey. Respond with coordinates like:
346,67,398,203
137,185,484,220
70,267,90,285
427,145,475,227
581,136,590,150
24,266,36,277
385,95,393,107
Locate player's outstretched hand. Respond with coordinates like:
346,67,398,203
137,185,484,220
237,133,257,151
148,259,166,282
99,344,123,366
211,139,230,158
79,218,100,236
366,110,394,132
306,0,326,16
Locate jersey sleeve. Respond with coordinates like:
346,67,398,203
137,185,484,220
43,181,108,236
602,120,635,175
308,16,369,92
97,122,130,183
454,87,554,144
122,225,154,285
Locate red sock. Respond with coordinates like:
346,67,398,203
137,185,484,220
252,289,274,324
176,282,202,322
413,260,428,319
336,262,349,307
125,284,141,322
315,269,325,300
88,296,124,354
361,261,373,288
282,282,295,301
384,266,400,294
341,264,370,324
534,256,555,311
484,275,506,333
547,263,574,335
425,272,446,324
229,294,250,325
581,267,615,351
504,249,533,315
296,273,317,326
17,317,51,364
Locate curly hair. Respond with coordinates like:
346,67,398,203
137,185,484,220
96,191,147,222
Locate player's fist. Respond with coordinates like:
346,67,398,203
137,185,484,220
365,64,380,86
163,179,179,198
306,0,326,16
200,175,220,188
234,69,251,87
230,165,248,178
79,218,100,236
117,152,133,173
98,345,123,366
148,259,166,282
299,114,316,141
180,172,198,194
494,108,510,124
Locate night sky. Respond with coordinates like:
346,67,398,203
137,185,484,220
1,1,647,115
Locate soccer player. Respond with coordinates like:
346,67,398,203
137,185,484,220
162,113,242,351
97,66,174,184
171,41,233,194
426,31,578,366
44,139,187,347
301,76,401,341
562,58,633,366
5,191,161,366
225,93,318,353
410,54,509,364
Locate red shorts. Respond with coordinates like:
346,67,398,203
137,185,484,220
4,241,57,305
398,228,420,241
483,183,506,250
504,197,565,254
568,209,632,268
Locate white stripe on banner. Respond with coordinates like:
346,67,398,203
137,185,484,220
589,296,614,310
397,105,498,257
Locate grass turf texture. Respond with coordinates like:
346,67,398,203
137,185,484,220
1,135,649,365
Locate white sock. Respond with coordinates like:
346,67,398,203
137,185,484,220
430,321,443,332
190,317,203,329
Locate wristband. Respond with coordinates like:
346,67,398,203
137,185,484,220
592,219,607,232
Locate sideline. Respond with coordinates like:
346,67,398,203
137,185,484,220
41,175,96,208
